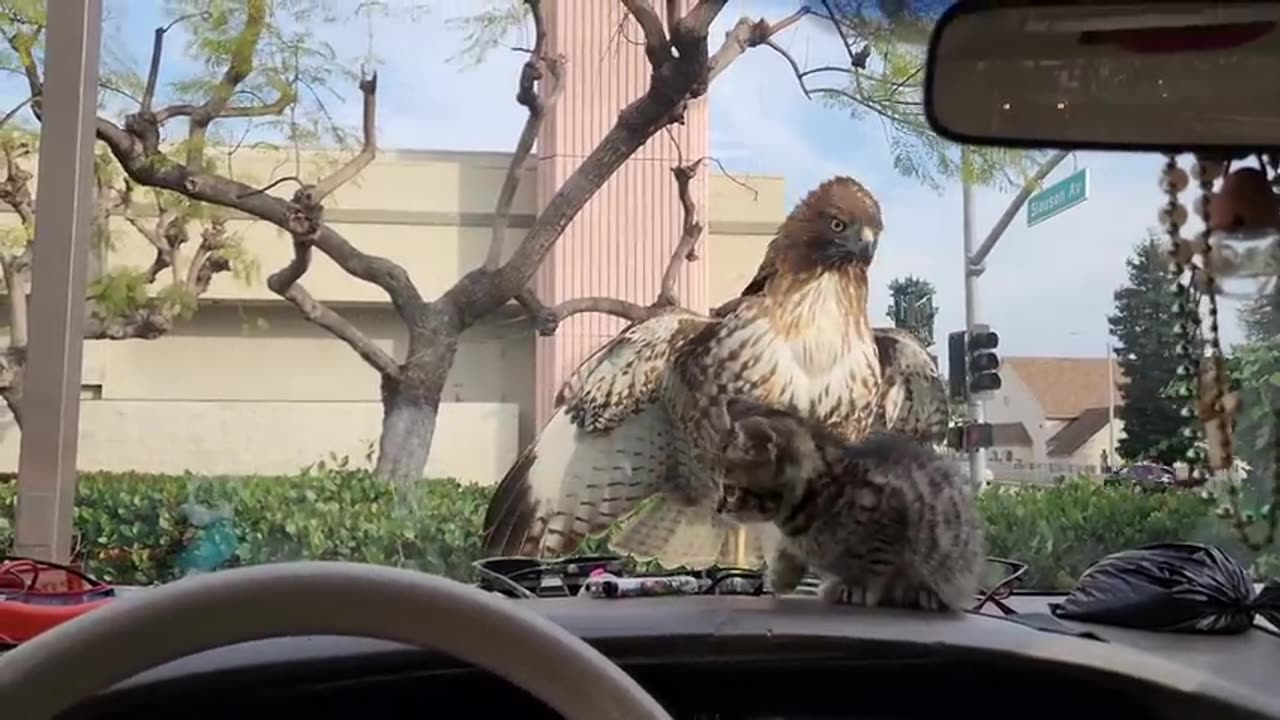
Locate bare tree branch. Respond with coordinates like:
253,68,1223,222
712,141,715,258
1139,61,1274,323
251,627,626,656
142,12,208,112
708,7,809,83
516,288,653,337
703,155,758,200
517,137,707,334
503,3,803,337
153,88,298,125
88,33,423,320
818,0,868,73
259,75,398,378
656,137,704,306
485,0,565,270
0,134,230,369
0,95,33,131
310,74,378,202
476,0,765,318
664,0,681,37
620,0,671,68
0,139,34,240
657,163,703,303
3,29,43,118
267,237,400,377
148,0,269,169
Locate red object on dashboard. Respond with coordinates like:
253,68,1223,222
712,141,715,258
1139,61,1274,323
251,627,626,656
1079,21,1277,54
0,556,117,646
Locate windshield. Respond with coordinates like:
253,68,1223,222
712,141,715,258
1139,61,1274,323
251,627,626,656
0,0,1273,612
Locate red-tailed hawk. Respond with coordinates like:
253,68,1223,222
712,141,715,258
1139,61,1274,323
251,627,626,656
714,234,949,446
869,326,949,444
482,176,887,568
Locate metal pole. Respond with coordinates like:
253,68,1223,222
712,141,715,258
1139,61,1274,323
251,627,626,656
961,148,986,489
1106,341,1116,458
13,0,103,562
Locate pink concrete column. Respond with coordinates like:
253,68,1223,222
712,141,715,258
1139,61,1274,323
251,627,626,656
533,0,710,426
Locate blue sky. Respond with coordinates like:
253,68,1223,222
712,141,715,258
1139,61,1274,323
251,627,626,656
10,0,1248,362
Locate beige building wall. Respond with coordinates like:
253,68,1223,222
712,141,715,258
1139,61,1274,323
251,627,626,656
0,149,783,485
982,367,1054,463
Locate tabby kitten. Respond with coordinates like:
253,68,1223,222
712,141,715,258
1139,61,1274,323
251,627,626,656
710,397,985,612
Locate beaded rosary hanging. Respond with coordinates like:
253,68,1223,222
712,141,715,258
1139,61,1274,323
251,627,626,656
1159,152,1280,551
1158,154,1235,479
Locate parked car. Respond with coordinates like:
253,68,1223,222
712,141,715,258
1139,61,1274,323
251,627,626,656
1105,463,1203,491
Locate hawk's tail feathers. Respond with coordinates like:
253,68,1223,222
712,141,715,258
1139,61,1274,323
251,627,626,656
480,406,667,559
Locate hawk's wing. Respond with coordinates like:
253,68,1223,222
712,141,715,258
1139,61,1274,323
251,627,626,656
871,326,949,444
481,309,715,559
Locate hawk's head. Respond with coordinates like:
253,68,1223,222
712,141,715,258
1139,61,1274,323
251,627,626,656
774,175,883,274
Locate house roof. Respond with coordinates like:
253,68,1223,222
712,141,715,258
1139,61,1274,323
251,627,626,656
1047,406,1112,457
1004,356,1126,420
991,422,1033,447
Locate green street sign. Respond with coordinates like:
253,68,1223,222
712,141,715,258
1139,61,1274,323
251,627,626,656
1027,168,1089,228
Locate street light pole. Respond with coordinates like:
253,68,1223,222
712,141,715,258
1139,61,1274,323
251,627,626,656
961,148,986,489
1106,341,1116,459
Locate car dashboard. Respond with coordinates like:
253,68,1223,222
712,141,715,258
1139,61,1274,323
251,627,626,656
49,595,1280,720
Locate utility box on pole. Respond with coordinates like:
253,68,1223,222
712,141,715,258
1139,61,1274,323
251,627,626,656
947,330,968,403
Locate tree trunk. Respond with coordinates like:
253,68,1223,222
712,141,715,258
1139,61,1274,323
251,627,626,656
374,376,437,482
372,323,458,482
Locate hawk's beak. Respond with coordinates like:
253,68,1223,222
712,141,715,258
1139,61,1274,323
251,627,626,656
834,224,878,263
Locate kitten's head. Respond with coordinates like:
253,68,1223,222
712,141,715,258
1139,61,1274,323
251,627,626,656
709,397,815,523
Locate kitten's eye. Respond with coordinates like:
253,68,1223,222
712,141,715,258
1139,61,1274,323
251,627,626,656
829,218,847,234
722,485,741,502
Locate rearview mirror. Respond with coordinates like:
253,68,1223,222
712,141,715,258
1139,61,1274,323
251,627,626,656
924,0,1280,152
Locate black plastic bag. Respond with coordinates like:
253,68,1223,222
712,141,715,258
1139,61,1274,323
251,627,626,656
1050,542,1280,634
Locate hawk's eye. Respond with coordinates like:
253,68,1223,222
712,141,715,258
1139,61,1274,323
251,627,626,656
829,218,847,234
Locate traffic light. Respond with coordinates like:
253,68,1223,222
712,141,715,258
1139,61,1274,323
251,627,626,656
966,422,995,450
946,422,995,451
967,324,1001,395
947,330,967,403
946,425,961,450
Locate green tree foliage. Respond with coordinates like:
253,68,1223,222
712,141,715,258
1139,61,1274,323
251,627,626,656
816,0,1049,191
1223,284,1279,548
445,0,529,68
1107,232,1200,465
886,274,936,347
0,0,436,425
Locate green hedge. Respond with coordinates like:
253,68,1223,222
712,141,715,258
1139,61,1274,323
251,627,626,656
0,471,1273,589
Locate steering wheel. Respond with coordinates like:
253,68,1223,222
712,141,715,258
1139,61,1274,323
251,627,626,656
0,561,672,720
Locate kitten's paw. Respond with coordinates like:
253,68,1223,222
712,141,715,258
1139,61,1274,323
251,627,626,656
912,588,946,612
818,580,867,606
885,583,952,612
765,553,807,596
765,567,803,596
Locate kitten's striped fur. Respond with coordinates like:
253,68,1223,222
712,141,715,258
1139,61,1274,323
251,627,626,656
712,397,985,612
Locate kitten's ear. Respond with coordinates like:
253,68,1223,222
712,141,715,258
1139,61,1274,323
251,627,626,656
739,417,780,461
